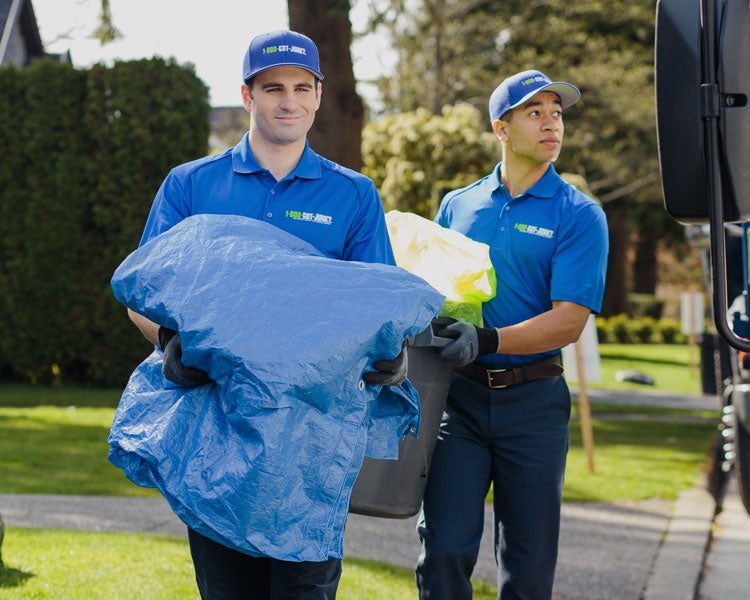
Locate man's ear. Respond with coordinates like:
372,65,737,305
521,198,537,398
492,119,507,140
241,83,253,110
315,80,323,111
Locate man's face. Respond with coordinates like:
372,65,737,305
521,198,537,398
494,91,565,165
242,66,322,146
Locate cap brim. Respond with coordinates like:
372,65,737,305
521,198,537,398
247,63,324,81
509,81,580,112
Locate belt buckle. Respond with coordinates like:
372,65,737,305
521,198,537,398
486,368,509,389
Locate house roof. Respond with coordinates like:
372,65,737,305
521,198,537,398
0,0,53,65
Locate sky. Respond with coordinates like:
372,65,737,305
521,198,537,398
30,0,392,107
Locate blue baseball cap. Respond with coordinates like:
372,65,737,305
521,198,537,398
243,30,324,82
488,69,580,122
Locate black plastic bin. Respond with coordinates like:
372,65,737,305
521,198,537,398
349,344,452,518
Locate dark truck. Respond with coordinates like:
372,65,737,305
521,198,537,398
656,0,750,512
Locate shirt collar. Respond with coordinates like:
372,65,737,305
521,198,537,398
232,132,322,180
488,162,562,199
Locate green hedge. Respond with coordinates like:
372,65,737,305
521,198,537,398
0,58,209,387
596,314,689,344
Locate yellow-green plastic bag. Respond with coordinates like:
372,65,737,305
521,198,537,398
386,210,496,326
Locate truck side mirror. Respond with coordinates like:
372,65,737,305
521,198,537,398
656,0,750,354
655,0,750,224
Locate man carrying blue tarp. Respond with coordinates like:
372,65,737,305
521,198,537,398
124,29,410,600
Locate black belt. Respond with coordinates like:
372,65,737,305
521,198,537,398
456,355,563,389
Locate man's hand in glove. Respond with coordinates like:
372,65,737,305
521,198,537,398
433,319,500,368
158,327,212,387
363,341,408,386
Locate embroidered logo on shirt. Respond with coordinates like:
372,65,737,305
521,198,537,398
285,210,333,225
514,222,554,239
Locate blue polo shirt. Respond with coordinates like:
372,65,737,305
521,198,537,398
435,163,608,366
140,132,395,265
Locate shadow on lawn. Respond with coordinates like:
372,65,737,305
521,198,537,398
599,353,688,368
0,564,35,588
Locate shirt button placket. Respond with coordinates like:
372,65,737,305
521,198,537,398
266,187,277,220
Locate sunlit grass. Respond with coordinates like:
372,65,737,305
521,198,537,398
0,528,197,599
0,528,499,599
0,353,716,598
565,416,716,502
0,405,156,496
568,343,703,394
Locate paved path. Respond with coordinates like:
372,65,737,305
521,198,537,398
0,491,670,599
4,482,745,599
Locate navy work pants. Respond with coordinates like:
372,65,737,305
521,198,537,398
415,371,571,600
187,528,341,599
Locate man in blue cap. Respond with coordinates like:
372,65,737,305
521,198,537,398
415,70,609,599
126,29,407,599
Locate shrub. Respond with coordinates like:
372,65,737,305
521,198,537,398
627,293,664,318
659,318,686,344
0,58,209,386
606,314,634,343
594,315,688,344
362,103,497,218
595,316,609,343
632,316,658,343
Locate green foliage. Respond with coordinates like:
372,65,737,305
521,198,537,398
362,103,497,217
365,0,508,116
627,293,664,319
659,318,683,344
0,61,91,385
632,315,658,343
602,313,634,343
596,314,687,345
91,0,123,44
0,67,25,380
0,58,210,387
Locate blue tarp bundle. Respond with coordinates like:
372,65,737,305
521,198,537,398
108,214,444,561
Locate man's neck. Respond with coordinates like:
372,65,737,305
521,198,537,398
247,131,306,182
500,158,550,198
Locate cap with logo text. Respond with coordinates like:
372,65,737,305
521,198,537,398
488,69,580,122
243,29,324,82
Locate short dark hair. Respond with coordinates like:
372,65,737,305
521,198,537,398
243,76,323,89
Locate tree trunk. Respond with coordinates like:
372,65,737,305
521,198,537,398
632,229,658,294
601,200,629,316
427,0,447,115
288,0,364,171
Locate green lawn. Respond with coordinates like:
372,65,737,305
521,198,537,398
0,384,498,597
0,343,718,598
565,415,716,502
0,374,718,502
0,528,497,600
569,342,704,395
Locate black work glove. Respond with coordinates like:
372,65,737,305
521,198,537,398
158,326,212,387
363,341,408,386
432,318,499,368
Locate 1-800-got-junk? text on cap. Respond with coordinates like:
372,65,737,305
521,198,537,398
243,29,325,82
